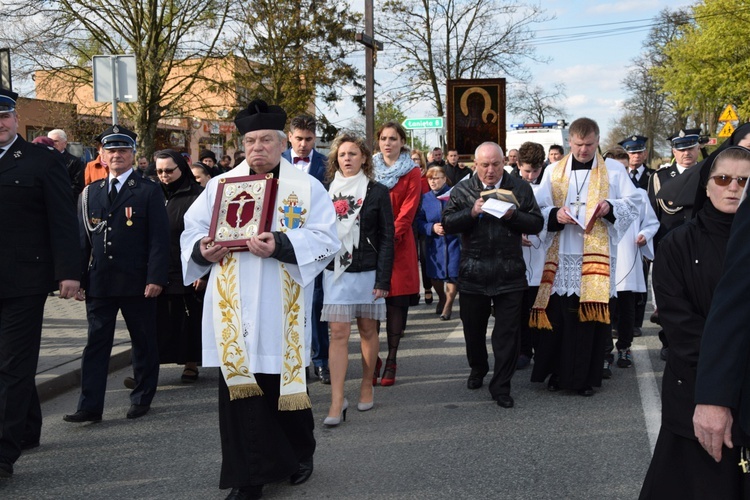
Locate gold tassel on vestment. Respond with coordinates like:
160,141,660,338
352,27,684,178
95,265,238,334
229,383,264,401
578,302,610,324
530,309,553,330
278,393,312,411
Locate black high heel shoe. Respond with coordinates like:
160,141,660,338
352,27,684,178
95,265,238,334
424,290,433,304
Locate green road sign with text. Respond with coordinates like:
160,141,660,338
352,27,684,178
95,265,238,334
402,117,444,130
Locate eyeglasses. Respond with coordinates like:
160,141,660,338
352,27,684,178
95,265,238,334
156,166,179,175
710,175,748,187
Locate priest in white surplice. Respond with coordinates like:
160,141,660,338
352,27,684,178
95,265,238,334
530,118,640,397
180,100,339,500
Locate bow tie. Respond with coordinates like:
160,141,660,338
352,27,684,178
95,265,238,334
293,156,310,164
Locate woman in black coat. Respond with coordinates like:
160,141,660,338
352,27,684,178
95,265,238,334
154,150,205,383
321,133,394,426
640,146,750,499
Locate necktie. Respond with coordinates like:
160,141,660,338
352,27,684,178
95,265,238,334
630,170,638,187
293,156,310,164
109,178,119,204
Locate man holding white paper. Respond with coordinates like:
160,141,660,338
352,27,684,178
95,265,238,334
442,142,543,409
529,117,640,397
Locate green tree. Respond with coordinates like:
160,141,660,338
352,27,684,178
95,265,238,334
227,0,363,125
3,0,230,158
653,0,750,134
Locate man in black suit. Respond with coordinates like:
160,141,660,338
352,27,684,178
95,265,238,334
281,115,330,384
618,135,652,190
0,89,80,478
693,196,750,463
64,125,169,423
48,128,85,201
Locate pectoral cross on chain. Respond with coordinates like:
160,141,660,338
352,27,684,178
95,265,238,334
740,448,749,473
570,197,586,218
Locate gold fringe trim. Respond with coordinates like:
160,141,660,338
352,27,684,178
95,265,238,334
578,302,610,324
278,392,312,411
228,383,264,401
529,309,553,330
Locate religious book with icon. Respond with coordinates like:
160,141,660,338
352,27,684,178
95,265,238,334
208,174,278,250
480,187,519,206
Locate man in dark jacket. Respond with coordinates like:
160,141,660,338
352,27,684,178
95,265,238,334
48,128,85,201
0,90,80,479
442,142,543,408
64,125,170,423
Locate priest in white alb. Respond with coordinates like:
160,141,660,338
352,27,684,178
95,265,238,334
529,117,640,397
181,100,339,500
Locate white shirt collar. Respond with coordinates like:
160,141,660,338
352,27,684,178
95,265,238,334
108,168,134,188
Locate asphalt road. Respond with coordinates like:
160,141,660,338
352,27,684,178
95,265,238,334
3,303,665,500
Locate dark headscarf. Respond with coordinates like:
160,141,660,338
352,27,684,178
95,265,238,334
155,149,193,197
657,123,750,215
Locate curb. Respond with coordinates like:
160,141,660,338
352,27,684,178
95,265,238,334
35,343,132,403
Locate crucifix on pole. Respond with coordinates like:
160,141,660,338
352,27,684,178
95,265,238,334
356,0,383,148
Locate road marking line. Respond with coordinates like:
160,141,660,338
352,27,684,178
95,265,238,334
632,344,661,455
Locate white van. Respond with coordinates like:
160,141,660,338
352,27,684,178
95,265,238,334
505,122,569,158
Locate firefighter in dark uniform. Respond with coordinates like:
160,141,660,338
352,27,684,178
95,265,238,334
0,89,80,479
618,135,653,336
647,128,701,359
619,135,653,190
648,129,701,247
64,125,169,423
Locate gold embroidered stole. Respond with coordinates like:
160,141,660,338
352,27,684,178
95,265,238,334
212,161,311,410
530,153,611,330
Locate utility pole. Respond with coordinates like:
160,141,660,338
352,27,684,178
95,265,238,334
356,0,382,148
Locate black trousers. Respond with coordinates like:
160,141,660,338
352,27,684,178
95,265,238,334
615,291,636,350
634,260,650,328
519,286,539,359
78,296,159,413
0,294,46,466
218,373,315,489
459,291,523,398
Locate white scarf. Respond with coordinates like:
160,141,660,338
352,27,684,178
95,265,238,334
329,169,369,281
373,151,419,189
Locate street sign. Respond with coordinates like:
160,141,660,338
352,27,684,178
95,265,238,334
93,55,138,103
718,122,735,138
402,117,444,130
719,104,738,122
706,137,718,146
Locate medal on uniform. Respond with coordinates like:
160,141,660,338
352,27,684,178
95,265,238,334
125,207,133,226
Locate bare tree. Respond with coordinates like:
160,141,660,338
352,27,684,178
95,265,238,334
377,0,550,117
507,83,567,124
613,7,691,159
3,0,230,157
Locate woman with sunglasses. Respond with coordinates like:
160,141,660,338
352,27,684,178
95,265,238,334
154,150,205,383
640,146,750,499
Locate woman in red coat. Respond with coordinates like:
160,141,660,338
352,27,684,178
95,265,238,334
372,122,421,386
